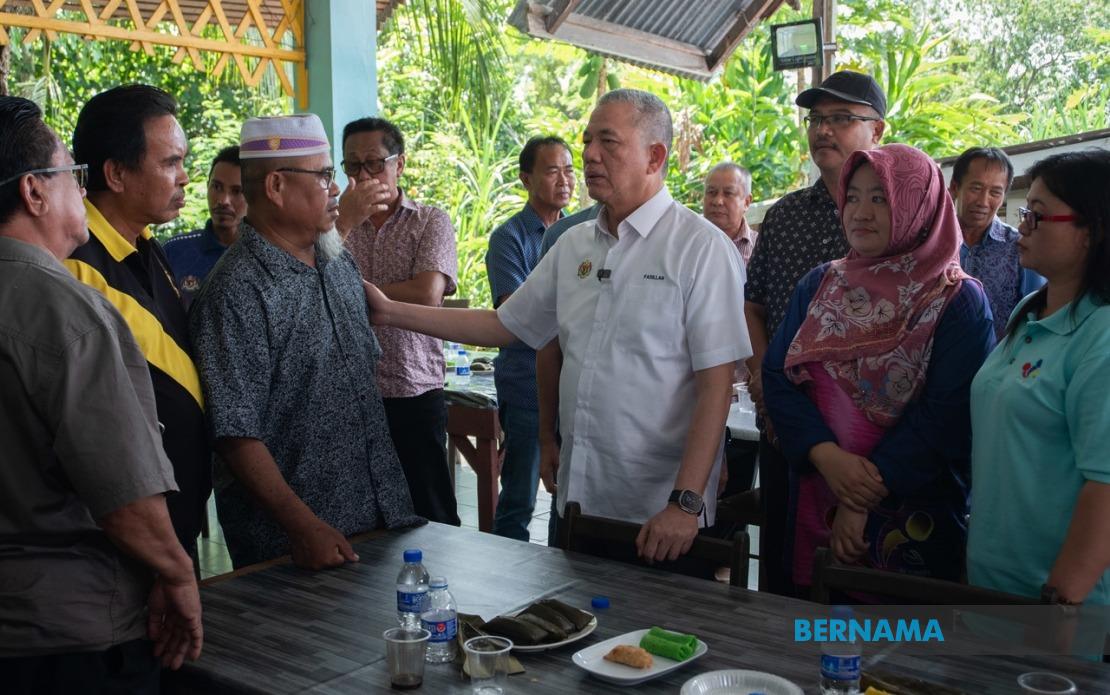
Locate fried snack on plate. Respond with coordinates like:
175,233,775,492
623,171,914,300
864,688,893,695
603,644,653,669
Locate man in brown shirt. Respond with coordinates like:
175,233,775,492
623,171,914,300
338,117,461,525
0,96,201,693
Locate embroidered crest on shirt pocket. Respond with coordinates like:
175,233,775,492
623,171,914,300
1021,359,1042,379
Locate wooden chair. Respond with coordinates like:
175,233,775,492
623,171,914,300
560,501,750,588
715,487,762,527
810,548,1038,605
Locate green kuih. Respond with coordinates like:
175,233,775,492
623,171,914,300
639,627,697,661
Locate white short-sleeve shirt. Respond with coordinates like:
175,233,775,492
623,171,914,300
498,187,752,524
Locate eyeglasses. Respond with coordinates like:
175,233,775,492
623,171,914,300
804,114,882,129
276,166,336,189
0,163,88,189
341,154,398,177
1016,206,1079,231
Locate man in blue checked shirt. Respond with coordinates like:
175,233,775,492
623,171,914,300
484,135,576,541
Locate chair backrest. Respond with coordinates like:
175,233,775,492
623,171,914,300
810,548,1038,605
560,501,749,588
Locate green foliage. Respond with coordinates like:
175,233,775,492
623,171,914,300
664,33,807,210
382,0,509,135
422,100,525,307
839,18,1022,158
5,28,290,239
940,0,1110,115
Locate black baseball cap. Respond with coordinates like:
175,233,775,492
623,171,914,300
796,70,887,118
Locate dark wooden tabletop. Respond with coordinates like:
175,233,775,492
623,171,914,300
168,523,1110,694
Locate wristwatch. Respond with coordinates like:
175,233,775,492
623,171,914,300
668,489,705,515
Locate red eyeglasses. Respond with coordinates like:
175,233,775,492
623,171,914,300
1017,206,1079,231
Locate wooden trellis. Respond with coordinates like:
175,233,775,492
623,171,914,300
0,0,308,105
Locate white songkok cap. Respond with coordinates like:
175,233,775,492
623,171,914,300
239,114,330,159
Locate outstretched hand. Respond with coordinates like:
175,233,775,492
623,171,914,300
363,280,393,325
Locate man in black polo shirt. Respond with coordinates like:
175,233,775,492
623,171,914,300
744,71,886,597
64,85,211,567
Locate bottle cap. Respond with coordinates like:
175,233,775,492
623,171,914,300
591,596,610,610
831,604,853,619
429,576,448,588
403,549,422,563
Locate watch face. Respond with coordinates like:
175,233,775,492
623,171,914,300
679,490,703,513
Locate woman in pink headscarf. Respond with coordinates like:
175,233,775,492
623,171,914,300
762,143,995,594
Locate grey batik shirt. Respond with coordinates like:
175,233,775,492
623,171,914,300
189,224,422,567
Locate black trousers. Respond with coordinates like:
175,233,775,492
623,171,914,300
0,638,160,695
759,433,797,597
383,389,461,526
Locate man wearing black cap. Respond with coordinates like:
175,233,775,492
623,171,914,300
743,70,886,597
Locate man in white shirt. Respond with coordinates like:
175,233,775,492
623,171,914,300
364,89,751,562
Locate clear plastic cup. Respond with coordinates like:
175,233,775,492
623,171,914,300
734,382,754,414
1017,672,1078,694
384,627,430,690
464,635,513,694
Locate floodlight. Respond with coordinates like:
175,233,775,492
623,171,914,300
770,19,823,71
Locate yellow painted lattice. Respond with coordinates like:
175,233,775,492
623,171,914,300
0,0,307,105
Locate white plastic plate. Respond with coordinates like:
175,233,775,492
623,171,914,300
572,628,707,685
680,668,804,695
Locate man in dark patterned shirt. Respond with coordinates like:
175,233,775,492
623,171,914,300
744,70,886,596
189,115,421,569
949,147,1044,338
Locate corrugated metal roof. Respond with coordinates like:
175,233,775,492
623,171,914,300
508,0,788,81
575,0,746,49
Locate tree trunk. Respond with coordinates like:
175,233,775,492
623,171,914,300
0,44,11,97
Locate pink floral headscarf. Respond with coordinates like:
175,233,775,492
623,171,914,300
784,143,972,427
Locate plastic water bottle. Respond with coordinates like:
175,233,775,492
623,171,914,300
820,606,861,694
396,549,429,629
444,354,456,388
454,350,471,388
420,576,458,663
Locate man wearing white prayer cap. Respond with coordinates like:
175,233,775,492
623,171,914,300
189,113,422,569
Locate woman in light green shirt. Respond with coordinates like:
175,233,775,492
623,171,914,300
967,150,1110,606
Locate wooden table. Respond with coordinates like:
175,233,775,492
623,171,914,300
168,523,1110,694
445,373,501,532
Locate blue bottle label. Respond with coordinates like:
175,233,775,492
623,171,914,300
820,653,860,680
397,589,427,614
455,365,471,377
422,616,457,643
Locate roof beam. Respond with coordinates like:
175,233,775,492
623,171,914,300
706,0,784,73
544,0,580,34
527,8,709,78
